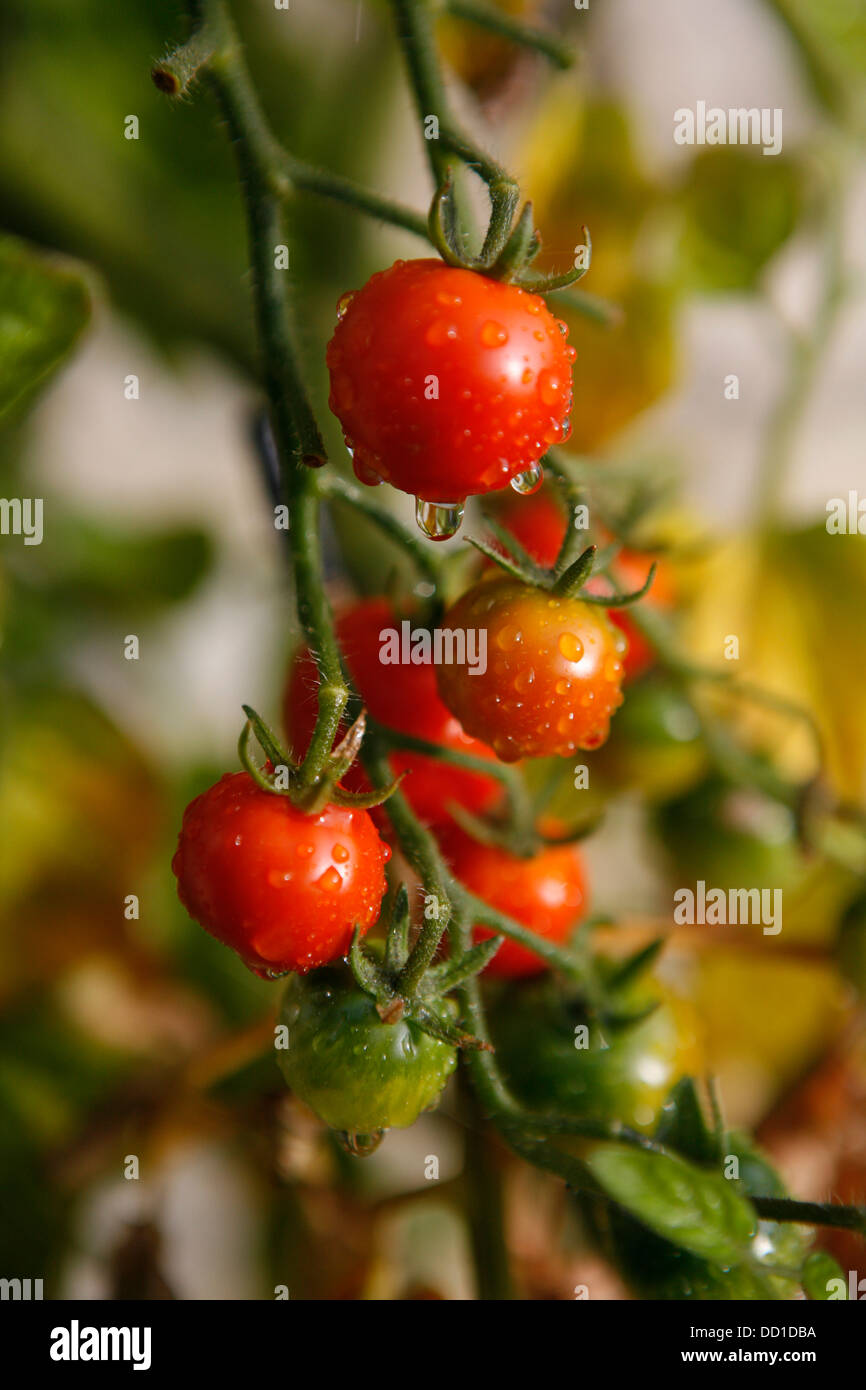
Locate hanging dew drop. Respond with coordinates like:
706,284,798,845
336,1129,385,1157
510,461,544,495
415,497,465,540
336,290,355,319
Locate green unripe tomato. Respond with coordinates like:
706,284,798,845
593,676,707,802
277,967,457,1135
654,775,804,892
487,980,703,1133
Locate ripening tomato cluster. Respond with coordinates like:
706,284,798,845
171,256,684,1142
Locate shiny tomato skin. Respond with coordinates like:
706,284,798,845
172,772,390,976
438,824,588,977
436,576,627,761
278,966,457,1133
285,598,501,825
326,259,574,503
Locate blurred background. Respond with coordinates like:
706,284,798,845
1,0,865,1298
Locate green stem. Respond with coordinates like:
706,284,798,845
318,474,442,593
752,1197,866,1236
444,0,574,70
460,1075,514,1300
391,0,516,251
192,0,347,794
155,6,431,242
281,153,429,240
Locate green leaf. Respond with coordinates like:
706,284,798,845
0,234,90,419
802,1250,848,1300
586,1142,756,1263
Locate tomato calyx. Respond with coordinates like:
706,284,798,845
427,169,592,293
472,518,659,614
239,702,402,815
347,884,497,1052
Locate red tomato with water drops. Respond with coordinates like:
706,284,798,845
326,259,575,538
438,824,588,977
436,576,627,761
285,598,502,826
172,772,390,976
484,493,675,680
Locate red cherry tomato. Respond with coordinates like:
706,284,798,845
436,576,626,761
438,824,588,977
484,493,674,681
326,259,575,504
172,772,390,976
285,598,502,825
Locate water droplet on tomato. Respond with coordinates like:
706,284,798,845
316,866,342,892
558,632,584,662
337,1130,385,1157
514,667,535,693
415,497,464,540
496,624,522,651
336,290,355,319
332,843,349,863
510,461,544,495
480,320,508,347
538,370,563,407
426,319,458,346
267,869,292,887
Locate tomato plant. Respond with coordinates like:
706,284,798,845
141,0,866,1312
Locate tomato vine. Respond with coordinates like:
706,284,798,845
155,0,866,1290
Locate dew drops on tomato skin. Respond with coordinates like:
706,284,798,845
336,290,356,319
558,632,585,663
316,866,344,893
538,369,566,408
425,319,459,346
480,320,509,347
